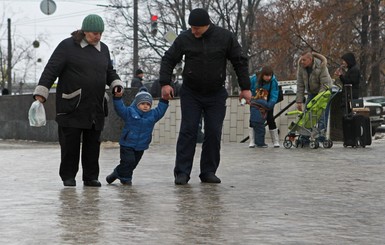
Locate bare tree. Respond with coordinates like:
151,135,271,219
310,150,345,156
206,0,262,94
105,0,190,83
104,0,384,96
0,23,36,93
105,0,263,94
251,0,384,97
369,0,381,95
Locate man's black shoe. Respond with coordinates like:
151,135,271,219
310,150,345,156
84,180,102,187
63,179,76,187
174,173,190,185
106,173,117,184
200,174,221,183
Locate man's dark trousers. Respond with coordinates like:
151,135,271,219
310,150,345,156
174,85,227,178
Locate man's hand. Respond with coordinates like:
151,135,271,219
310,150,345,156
297,102,303,111
239,90,251,105
161,85,174,100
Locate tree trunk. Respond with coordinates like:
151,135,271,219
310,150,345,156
369,0,380,96
359,0,369,97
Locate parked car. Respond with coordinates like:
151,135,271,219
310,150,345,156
360,99,384,135
363,96,385,114
281,85,297,94
364,96,385,132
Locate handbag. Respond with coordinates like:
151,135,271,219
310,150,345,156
257,80,283,103
277,85,284,103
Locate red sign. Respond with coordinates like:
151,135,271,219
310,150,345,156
151,15,158,21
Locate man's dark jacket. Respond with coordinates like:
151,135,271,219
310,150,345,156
159,24,250,94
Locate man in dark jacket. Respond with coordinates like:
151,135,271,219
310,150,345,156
159,8,251,185
33,14,124,187
131,69,144,89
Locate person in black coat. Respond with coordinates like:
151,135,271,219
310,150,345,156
335,52,361,99
131,69,144,89
159,8,251,185
33,14,124,187
1,88,9,95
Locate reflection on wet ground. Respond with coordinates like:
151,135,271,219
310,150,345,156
1,140,385,244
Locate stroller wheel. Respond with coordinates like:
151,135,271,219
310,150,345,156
283,140,292,149
323,139,333,148
309,141,319,149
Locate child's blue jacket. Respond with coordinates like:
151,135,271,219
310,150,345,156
249,74,279,124
113,97,169,151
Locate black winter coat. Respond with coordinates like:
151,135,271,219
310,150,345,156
340,53,361,99
36,37,121,130
159,24,250,94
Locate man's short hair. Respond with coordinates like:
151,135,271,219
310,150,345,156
301,49,313,58
135,69,143,75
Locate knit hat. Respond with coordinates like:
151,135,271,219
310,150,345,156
188,8,210,26
135,87,153,107
135,69,144,75
81,14,104,33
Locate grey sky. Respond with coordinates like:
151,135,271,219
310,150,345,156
1,0,110,81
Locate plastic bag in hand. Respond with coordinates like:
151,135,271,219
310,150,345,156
28,100,46,127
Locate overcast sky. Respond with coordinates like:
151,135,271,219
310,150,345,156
1,0,112,80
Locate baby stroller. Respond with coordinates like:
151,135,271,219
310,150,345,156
283,86,340,149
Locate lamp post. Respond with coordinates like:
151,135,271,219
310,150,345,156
133,0,138,75
7,18,12,94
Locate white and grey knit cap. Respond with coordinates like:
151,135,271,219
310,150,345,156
135,87,153,107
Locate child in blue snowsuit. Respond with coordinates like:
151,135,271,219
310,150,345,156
249,66,279,147
106,87,169,185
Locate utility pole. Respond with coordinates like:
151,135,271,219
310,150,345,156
7,18,12,93
133,0,138,75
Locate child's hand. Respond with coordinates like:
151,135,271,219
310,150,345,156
334,68,342,76
113,86,123,97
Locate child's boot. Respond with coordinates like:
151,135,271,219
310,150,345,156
270,128,280,148
106,171,118,184
248,127,255,148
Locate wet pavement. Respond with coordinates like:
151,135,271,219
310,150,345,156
1,136,385,244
